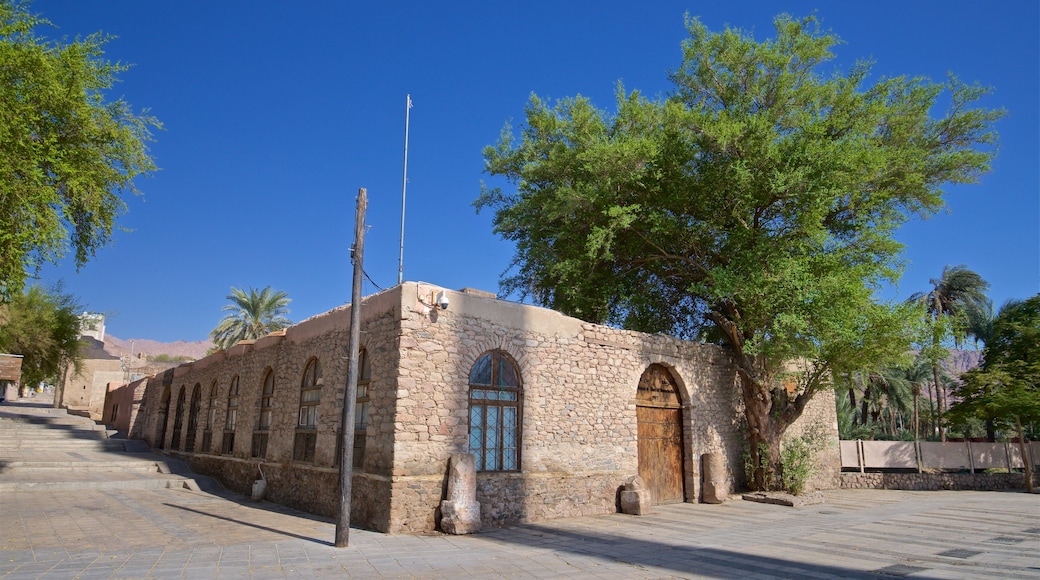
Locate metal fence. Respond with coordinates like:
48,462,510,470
840,440,1040,472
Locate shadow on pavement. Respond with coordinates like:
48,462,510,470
487,520,935,580
163,503,335,546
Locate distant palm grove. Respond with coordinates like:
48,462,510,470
209,286,293,352
838,265,1038,446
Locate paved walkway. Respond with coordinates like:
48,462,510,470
1,399,1038,579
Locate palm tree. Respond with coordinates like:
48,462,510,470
910,265,990,441
904,354,935,440
209,286,293,351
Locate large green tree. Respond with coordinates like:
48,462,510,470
910,265,990,440
949,295,1040,493
0,284,84,402
478,15,1002,490
0,0,160,299
209,286,293,351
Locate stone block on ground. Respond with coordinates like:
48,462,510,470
619,474,651,515
701,452,727,504
439,453,481,534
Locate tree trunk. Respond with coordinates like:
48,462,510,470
1015,416,1034,494
735,369,801,492
708,310,811,493
932,363,946,442
912,390,920,441
848,388,858,425
53,361,69,410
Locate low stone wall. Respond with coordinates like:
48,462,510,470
385,470,626,534
841,471,1025,491
184,454,392,532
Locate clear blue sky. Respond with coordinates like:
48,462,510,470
33,1,1040,343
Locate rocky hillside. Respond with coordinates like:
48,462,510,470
941,349,983,376
103,335,213,362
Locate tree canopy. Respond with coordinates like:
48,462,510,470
209,286,293,351
0,0,160,299
478,14,1002,490
0,284,84,398
950,296,1040,430
949,295,1040,492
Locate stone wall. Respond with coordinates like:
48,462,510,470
841,472,1025,491
132,282,840,534
386,283,838,532
782,388,841,491
63,336,123,419
132,287,401,531
103,377,148,433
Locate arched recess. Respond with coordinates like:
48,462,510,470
155,386,172,449
636,364,686,504
352,348,371,469
185,383,202,452
294,358,322,462
171,387,187,450
202,381,217,453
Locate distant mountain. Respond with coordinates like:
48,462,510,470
941,349,983,376
103,335,213,362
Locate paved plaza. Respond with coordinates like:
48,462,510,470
1,399,1038,579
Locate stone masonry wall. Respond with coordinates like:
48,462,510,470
387,284,839,532
783,388,841,491
136,288,402,532
133,283,840,534
841,471,1025,491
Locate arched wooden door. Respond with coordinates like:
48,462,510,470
637,364,685,504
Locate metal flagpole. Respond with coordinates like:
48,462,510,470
398,94,411,285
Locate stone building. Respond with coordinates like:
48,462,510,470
63,336,124,418
119,282,839,534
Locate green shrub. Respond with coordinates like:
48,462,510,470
780,423,827,495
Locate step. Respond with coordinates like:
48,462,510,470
0,439,129,451
0,432,111,440
0,471,200,492
0,459,161,473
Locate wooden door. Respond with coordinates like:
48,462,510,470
637,365,685,504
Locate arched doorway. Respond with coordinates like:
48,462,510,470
185,384,202,452
171,387,186,450
155,386,171,449
636,364,685,504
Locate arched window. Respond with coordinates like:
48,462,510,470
171,387,186,451
468,351,522,471
185,383,202,452
202,380,217,453
352,348,371,468
294,358,322,462
222,375,240,455
252,368,275,458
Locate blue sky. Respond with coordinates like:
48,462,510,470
33,1,1039,343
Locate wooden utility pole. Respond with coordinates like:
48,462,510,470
336,187,366,547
